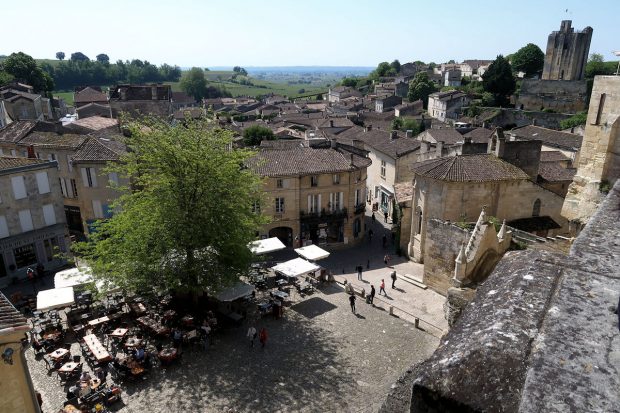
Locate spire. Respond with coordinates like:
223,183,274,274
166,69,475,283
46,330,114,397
498,219,507,240
455,243,466,264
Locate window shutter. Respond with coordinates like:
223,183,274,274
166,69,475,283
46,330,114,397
67,155,73,172
81,168,89,187
0,216,9,238
42,204,56,226
36,171,50,194
11,176,27,199
18,209,34,232
339,192,344,210
92,200,103,219
308,195,311,213
90,168,98,187
329,193,334,212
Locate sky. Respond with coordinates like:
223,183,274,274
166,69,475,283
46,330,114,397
3,0,619,67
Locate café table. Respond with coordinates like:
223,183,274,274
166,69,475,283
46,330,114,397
58,361,79,373
84,334,112,363
49,348,70,361
109,328,128,338
270,290,289,301
276,279,288,287
158,347,178,363
125,337,142,349
88,316,110,327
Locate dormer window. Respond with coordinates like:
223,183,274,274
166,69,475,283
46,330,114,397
311,176,318,187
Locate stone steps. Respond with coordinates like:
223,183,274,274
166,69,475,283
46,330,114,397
398,273,428,290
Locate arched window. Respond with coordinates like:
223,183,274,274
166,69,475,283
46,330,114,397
532,199,541,217
415,206,423,235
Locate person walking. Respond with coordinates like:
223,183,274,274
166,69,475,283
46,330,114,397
382,235,387,248
259,327,268,348
369,285,376,304
391,270,397,289
247,326,257,348
384,211,388,223
357,265,363,281
371,213,375,223
385,254,391,267
27,267,36,293
349,293,356,313
379,279,386,296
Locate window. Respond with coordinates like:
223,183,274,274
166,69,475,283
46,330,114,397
332,174,340,184
92,200,104,219
355,189,361,206
11,176,27,199
532,199,541,217
71,179,78,198
109,172,119,186
415,206,423,235
42,204,56,226
13,243,37,269
36,171,50,194
329,192,343,212
251,200,261,214
308,194,321,214
10,149,16,156
67,155,73,172
81,167,97,187
0,148,3,155
275,197,285,213
276,179,283,188
310,176,318,187
43,238,59,262
380,160,386,178
0,216,9,238
18,209,34,232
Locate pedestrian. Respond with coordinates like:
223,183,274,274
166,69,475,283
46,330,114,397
357,265,363,281
386,254,391,267
391,270,397,289
384,211,388,223
349,293,356,313
382,234,387,248
384,254,388,265
371,213,375,223
366,258,370,269
259,327,267,348
369,285,376,304
27,267,36,293
379,279,386,296
368,228,373,242
247,325,257,348
172,329,183,348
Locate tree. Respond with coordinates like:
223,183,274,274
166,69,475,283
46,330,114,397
180,67,208,101
482,55,515,106
0,52,53,92
407,72,436,108
341,77,358,87
70,52,90,62
233,66,248,76
391,117,421,134
74,117,266,296
96,54,110,64
511,43,544,77
56,52,65,60
243,125,276,146
585,53,617,78
559,112,588,130
390,59,401,73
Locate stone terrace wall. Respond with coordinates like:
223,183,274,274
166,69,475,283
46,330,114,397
423,220,470,295
484,108,574,130
381,180,620,412
516,79,588,113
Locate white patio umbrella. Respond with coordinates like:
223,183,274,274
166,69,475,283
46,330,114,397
248,237,286,255
271,258,321,278
294,244,330,261
54,267,93,289
36,287,75,311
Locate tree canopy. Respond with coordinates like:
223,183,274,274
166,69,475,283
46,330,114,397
74,118,266,295
243,125,276,146
180,67,208,101
391,117,422,135
511,43,544,77
390,59,401,73
96,54,110,64
0,52,54,92
233,66,248,76
585,53,618,78
407,72,436,108
482,55,515,106
71,52,89,62
56,52,65,60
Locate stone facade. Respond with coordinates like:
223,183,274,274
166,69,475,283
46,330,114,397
542,20,592,81
562,76,620,233
516,79,588,113
109,84,172,118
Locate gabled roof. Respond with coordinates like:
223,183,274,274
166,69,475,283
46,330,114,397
71,137,125,163
463,127,494,143
0,156,51,172
429,90,466,101
0,120,37,143
247,147,370,177
537,162,577,183
540,150,571,163
424,128,464,145
412,153,531,182
336,126,420,159
68,116,117,132
74,87,108,103
509,125,582,151
19,132,87,150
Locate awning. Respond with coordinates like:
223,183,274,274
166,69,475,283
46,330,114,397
295,244,330,261
37,287,75,311
272,258,320,278
215,282,255,302
54,267,93,289
248,237,286,255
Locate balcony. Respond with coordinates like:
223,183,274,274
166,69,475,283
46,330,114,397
300,208,348,223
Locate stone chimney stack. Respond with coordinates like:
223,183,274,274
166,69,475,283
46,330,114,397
420,140,429,154
329,119,334,128
436,141,443,156
406,130,413,138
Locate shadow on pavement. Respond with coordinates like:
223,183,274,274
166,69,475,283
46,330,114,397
291,297,338,319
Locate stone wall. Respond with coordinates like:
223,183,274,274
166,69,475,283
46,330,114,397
484,107,575,130
516,79,587,113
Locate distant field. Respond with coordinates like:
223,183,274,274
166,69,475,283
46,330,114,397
53,91,74,105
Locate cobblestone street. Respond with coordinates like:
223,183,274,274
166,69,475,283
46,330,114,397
26,282,439,412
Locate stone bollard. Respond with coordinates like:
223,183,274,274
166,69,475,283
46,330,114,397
389,306,394,316
414,318,420,329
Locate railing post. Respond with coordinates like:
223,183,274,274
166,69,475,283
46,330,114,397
414,318,420,329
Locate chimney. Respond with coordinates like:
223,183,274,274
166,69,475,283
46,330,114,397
405,130,413,138
350,153,354,165
329,120,334,128
482,121,487,129
27,145,36,159
420,140,429,153
570,127,575,133
436,141,443,155
391,130,398,140
331,139,337,149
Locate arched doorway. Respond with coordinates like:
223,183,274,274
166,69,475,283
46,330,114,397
269,227,293,247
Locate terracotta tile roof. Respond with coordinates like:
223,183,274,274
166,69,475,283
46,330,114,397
19,132,87,150
537,162,577,183
0,291,28,330
259,140,309,149
509,125,582,151
412,154,531,182
394,182,414,203
539,150,571,163
247,147,371,177
425,128,464,145
0,121,37,143
463,127,494,143
74,87,108,104
71,138,125,163
68,116,118,132
0,156,51,171
336,126,420,159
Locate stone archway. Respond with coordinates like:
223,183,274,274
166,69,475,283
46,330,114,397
468,249,501,284
269,226,293,247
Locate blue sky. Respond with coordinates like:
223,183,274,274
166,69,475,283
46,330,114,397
3,0,618,67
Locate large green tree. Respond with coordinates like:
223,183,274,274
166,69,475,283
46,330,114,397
511,43,544,77
0,52,54,92
407,72,436,108
482,55,515,106
75,118,266,295
585,53,618,78
243,125,276,146
180,67,208,101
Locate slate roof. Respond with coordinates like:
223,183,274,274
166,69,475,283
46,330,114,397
0,156,51,172
537,162,577,183
539,150,571,163
74,87,108,103
429,90,466,101
463,127,494,143
424,128,464,145
0,121,37,143
412,154,531,182
19,132,87,150
72,138,125,163
0,291,28,330
509,125,582,151
247,147,371,177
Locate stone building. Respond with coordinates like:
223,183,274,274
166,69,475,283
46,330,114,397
562,75,620,234
247,140,370,247
508,124,582,165
427,90,469,122
0,157,68,287
0,291,41,412
327,86,362,103
542,20,592,81
108,84,172,118
73,86,108,109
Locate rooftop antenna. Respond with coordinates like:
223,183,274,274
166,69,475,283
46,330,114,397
614,51,620,75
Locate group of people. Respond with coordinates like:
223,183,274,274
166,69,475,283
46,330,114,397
348,270,398,314
246,326,268,349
